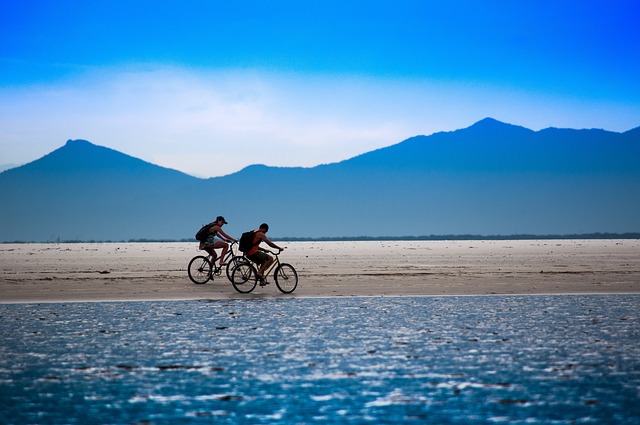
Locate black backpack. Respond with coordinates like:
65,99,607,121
238,230,257,253
195,222,215,242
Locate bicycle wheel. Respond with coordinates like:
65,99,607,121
188,256,212,284
274,263,298,293
226,255,249,281
231,262,258,293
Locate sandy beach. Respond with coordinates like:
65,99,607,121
1,239,639,303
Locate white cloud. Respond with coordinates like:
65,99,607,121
1,66,638,177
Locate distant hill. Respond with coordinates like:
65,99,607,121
1,119,639,242
0,140,199,241
0,163,20,173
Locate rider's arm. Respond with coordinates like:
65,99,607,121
220,229,237,243
262,234,283,251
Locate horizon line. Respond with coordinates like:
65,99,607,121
3,232,639,244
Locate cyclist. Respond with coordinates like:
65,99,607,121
201,216,237,266
245,223,285,282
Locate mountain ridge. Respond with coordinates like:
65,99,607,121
4,138,196,182
5,117,636,179
1,118,639,242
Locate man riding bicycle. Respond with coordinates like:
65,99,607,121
245,223,285,282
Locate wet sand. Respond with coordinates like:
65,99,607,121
1,240,639,303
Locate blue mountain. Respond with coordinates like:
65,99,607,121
0,140,198,241
1,119,639,241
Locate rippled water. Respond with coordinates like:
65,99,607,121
1,295,639,424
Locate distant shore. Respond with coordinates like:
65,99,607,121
2,232,640,244
276,232,640,242
1,239,639,303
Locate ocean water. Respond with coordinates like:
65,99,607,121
1,295,639,424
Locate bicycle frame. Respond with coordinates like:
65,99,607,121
230,248,298,293
201,241,238,267
188,241,249,284
256,249,282,279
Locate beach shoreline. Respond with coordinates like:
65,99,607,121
2,239,639,303
3,292,640,306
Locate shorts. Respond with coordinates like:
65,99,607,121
203,236,223,248
247,251,269,265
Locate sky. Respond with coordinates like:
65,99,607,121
1,0,639,177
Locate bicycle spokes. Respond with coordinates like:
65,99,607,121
274,263,298,293
238,266,253,281
231,263,258,293
188,255,213,284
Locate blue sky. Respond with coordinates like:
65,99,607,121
1,0,639,177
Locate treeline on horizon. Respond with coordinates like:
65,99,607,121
4,232,640,244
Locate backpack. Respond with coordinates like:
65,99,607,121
238,230,257,253
195,222,215,242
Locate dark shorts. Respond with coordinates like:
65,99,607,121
247,251,269,265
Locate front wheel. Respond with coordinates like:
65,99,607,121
226,255,249,282
231,262,258,293
274,263,298,293
188,256,212,284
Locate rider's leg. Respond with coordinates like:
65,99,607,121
258,254,274,280
214,241,229,266
204,247,217,264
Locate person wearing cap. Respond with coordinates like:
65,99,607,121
202,216,237,266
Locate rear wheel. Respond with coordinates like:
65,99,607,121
188,256,212,284
274,263,298,293
231,262,258,293
226,255,249,281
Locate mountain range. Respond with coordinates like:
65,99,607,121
1,118,639,242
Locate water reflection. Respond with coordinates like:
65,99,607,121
1,295,639,424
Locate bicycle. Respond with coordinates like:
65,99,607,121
230,249,298,294
187,241,248,284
